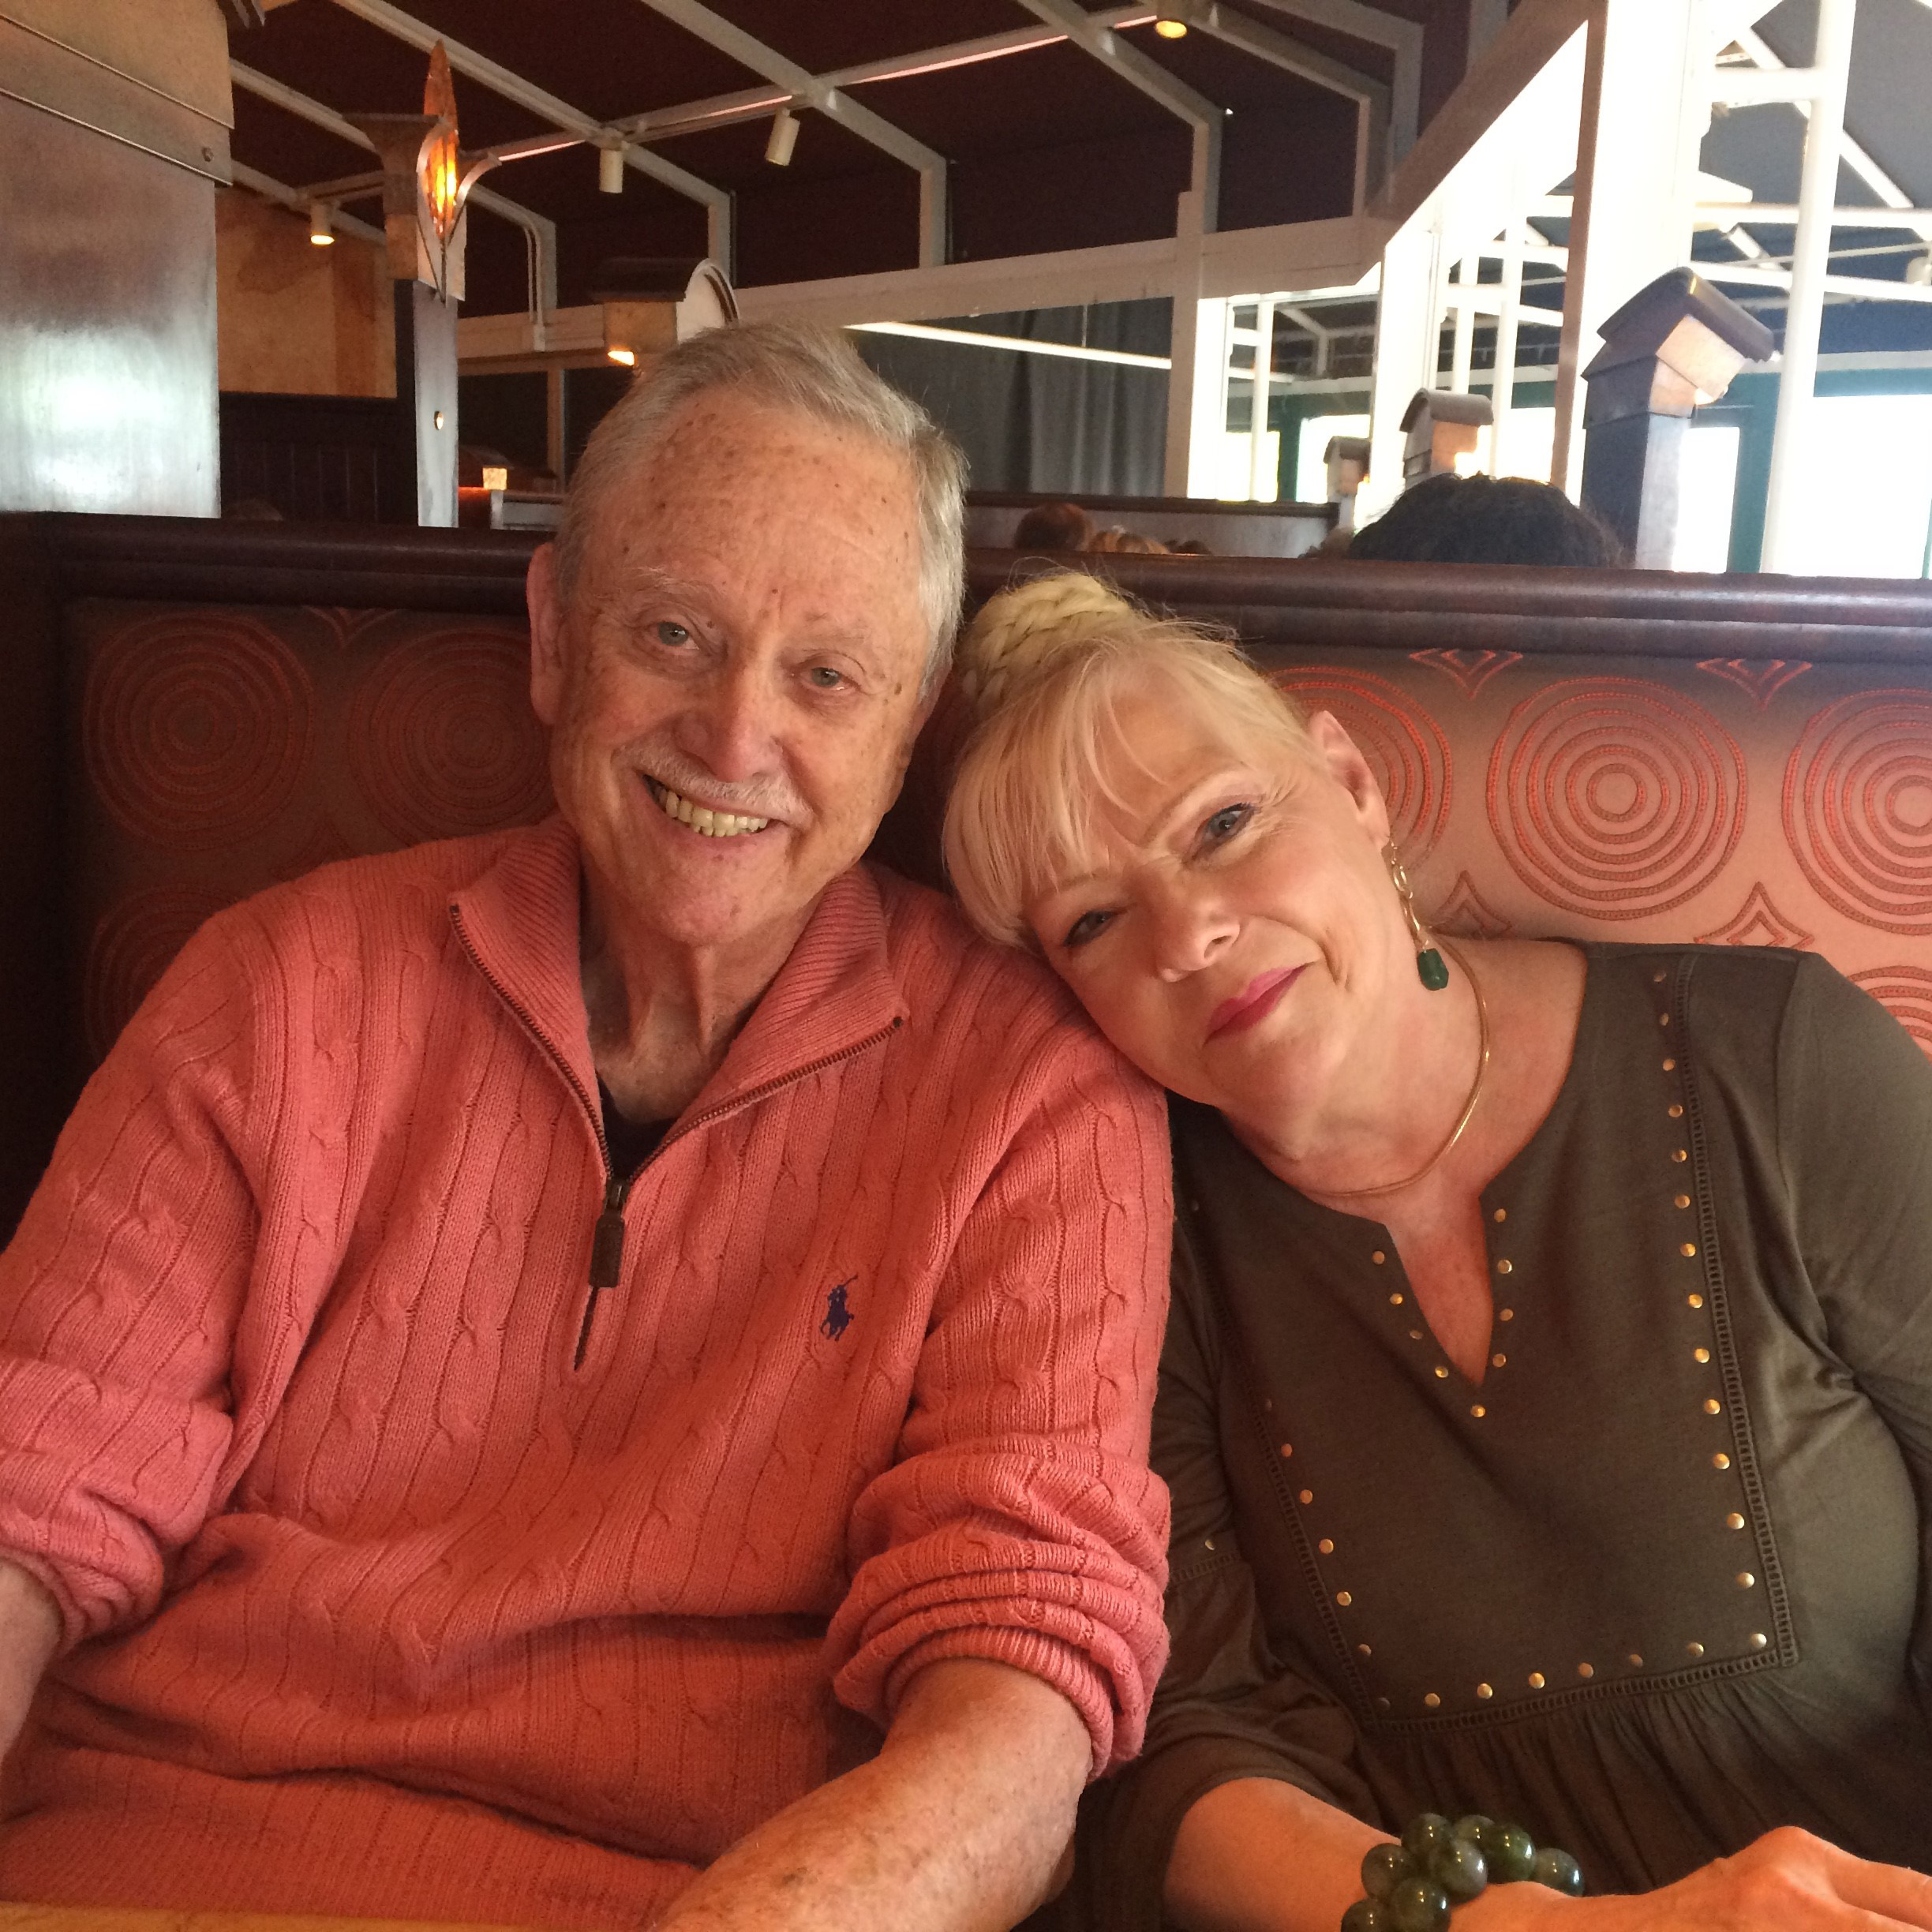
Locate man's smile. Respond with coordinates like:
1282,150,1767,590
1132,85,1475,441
643,775,774,839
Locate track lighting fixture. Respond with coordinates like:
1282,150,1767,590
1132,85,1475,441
766,104,799,167
599,144,625,194
308,200,335,245
1154,6,1188,37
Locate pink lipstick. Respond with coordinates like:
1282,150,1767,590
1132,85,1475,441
1209,966,1303,1039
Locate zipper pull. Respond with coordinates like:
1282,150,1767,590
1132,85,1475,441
589,1172,631,1290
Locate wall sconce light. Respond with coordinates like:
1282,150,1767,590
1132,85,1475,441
598,144,625,194
346,40,496,301
481,465,508,492
765,105,799,167
1154,6,1189,38
308,200,335,245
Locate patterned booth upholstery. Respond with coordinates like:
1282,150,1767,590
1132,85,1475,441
5,514,1932,1237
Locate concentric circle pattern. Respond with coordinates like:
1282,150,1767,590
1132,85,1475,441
1271,668,1451,862
346,630,551,845
1851,965,1932,1058
1784,691,1932,934
1488,679,1745,919
84,616,315,848
84,887,229,1061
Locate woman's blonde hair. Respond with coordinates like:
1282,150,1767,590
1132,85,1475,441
942,572,1312,949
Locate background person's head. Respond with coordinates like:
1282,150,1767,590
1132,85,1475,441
1347,473,1627,567
529,322,966,975
1088,526,1170,555
1013,500,1093,553
942,575,1417,1128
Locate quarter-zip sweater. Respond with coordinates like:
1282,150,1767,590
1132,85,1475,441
0,818,1172,1930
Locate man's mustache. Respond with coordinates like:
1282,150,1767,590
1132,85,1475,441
629,744,805,823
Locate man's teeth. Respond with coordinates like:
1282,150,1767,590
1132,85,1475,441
650,782,769,838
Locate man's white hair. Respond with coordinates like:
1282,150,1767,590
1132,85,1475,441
553,320,967,695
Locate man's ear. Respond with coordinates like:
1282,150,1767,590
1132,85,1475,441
526,542,568,727
1304,709,1392,846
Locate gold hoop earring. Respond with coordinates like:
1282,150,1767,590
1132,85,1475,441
1384,841,1449,991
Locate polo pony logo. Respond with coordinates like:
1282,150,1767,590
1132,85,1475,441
820,1281,854,1341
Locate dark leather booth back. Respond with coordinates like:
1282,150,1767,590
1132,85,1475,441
6,512,1932,1234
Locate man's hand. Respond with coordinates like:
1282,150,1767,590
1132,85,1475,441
0,1556,59,1769
650,1657,1091,1932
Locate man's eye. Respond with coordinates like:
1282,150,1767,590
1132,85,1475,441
1063,909,1114,949
807,665,846,690
654,620,691,647
1203,803,1252,844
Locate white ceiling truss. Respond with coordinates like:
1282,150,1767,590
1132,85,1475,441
219,0,1432,282
323,0,735,265
631,0,948,268
1011,0,1226,227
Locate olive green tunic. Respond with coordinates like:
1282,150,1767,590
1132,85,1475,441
1086,944,1932,1927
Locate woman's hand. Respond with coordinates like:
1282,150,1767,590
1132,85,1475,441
1473,1829,1932,1932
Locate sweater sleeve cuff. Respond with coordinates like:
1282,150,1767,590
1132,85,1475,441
867,1624,1117,1775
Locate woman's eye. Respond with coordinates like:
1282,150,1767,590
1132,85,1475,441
654,620,691,648
1063,909,1114,949
1203,803,1252,844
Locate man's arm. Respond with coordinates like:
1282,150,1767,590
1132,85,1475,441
652,1657,1089,1932
0,1556,59,1765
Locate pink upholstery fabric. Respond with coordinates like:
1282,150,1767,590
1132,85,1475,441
1259,646,1932,1055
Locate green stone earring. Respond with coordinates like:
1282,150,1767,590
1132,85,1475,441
1384,841,1449,990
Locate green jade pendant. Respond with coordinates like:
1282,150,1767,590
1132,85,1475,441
1416,946,1450,991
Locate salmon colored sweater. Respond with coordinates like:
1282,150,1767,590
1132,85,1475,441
0,818,1172,1931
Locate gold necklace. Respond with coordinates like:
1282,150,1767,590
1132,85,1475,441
1317,939,1490,1200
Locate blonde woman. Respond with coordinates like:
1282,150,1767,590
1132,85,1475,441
945,573,1932,1932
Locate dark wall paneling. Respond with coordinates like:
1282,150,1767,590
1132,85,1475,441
0,94,219,517
734,166,923,286
219,394,416,522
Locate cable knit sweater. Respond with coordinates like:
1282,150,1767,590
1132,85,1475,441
0,818,1172,1931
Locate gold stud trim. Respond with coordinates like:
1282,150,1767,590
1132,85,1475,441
1499,1307,1515,1322
1319,1537,1335,1554
1377,1696,1391,1709
1726,1511,1745,1530
1410,1328,1425,1341
1492,1353,1507,1368
1687,1292,1704,1308
1737,1571,1756,1589
1680,1242,1698,1258
1424,1692,1441,1709
1577,1662,1594,1679
1704,1398,1722,1415
1470,1404,1487,1418
1673,1148,1690,1163
1279,1443,1294,1458
1659,1013,1671,1027
1627,1652,1644,1667
1477,1682,1494,1699
1492,1208,1507,1222
1391,1292,1404,1305
1653,970,1668,984
1713,1452,1732,1470
1357,1642,1372,1658
1336,1590,1353,1607
1668,1103,1685,1119
1435,1365,1451,1380
1676,1195,1692,1210
1750,1632,1769,1649
1204,1537,1216,1551
1496,1258,1513,1275
1299,1488,1314,1504
1686,1641,1705,1659
1527,1671,1546,1688
1663,1057,1677,1071
1694,1347,1711,1363
1372,1249,1387,1264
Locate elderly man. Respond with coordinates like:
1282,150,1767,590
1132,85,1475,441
0,324,1171,1931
